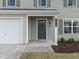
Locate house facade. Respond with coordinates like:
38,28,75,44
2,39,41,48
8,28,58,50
0,0,78,45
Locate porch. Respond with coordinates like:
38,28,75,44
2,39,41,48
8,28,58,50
28,16,58,45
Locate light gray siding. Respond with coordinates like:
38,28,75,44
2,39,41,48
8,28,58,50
28,17,32,41
3,0,6,7
59,19,63,35
63,0,67,7
16,0,20,7
0,0,79,9
31,18,36,41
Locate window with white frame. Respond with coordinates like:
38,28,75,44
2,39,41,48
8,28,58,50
64,19,79,34
73,21,79,33
67,0,77,7
64,20,72,33
6,0,16,6
37,0,47,7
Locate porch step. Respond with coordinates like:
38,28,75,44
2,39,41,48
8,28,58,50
24,46,54,52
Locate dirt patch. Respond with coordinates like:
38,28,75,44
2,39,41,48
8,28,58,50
52,42,79,53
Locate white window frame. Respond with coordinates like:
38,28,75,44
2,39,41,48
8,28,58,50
37,0,48,7
6,0,16,7
63,18,79,34
63,19,72,34
67,0,77,7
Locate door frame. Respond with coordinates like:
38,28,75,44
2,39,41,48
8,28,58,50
36,18,48,41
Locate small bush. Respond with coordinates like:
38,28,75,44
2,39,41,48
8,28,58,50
59,37,65,43
68,37,75,44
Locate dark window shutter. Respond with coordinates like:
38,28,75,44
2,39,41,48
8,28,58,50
47,0,51,7
59,19,63,34
63,0,67,7
77,0,79,7
3,0,6,7
16,0,20,7
34,0,37,7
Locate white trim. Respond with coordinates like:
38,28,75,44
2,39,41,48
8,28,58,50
55,27,57,45
0,17,22,19
63,19,64,34
63,18,79,34
72,20,73,34
64,19,72,34
36,18,48,41
37,0,48,7
67,0,77,7
26,16,28,43
6,0,17,7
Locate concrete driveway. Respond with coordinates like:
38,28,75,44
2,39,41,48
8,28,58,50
0,45,25,59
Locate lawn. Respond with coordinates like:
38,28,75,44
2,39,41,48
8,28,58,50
20,53,79,59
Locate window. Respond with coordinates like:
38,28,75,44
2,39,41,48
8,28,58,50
64,20,72,33
73,21,79,33
37,0,47,7
67,0,77,7
6,0,16,6
64,19,79,34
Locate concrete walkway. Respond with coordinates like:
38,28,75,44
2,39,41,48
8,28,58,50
0,44,54,59
24,43,54,52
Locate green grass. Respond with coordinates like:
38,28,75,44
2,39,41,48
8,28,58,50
20,53,79,59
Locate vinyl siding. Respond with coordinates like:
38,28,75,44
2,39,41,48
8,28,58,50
0,0,79,8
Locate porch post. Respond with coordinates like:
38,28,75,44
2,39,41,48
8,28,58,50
26,15,28,43
55,16,58,45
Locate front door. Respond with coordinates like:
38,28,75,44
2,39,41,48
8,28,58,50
37,20,46,40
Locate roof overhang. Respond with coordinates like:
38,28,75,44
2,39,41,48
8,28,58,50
0,8,59,16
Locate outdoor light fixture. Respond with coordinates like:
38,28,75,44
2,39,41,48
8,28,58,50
48,19,51,27
55,16,57,27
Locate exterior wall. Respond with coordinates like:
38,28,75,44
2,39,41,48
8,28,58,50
0,0,79,42
40,0,79,41
20,0,34,8
0,0,61,8
0,0,63,9
56,0,79,41
0,0,33,8
0,0,2,7
0,14,28,44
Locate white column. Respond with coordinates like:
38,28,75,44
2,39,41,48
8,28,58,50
55,27,57,45
26,15,28,44
55,16,58,45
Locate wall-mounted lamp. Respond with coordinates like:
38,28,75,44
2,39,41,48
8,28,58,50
55,16,57,27
48,19,52,27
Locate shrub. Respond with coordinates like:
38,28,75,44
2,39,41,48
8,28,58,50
59,37,65,43
68,37,75,44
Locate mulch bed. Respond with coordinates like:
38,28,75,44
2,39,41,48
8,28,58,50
52,42,79,53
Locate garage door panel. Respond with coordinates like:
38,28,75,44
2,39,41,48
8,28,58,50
0,18,23,44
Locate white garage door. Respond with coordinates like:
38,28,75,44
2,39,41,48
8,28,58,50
0,17,23,44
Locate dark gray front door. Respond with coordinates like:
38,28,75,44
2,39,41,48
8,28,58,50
38,20,46,40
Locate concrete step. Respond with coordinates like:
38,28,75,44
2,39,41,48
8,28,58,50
24,46,54,52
